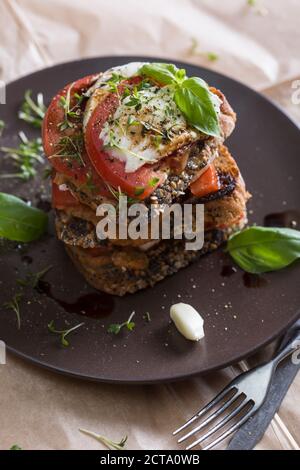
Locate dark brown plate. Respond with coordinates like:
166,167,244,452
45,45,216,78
0,56,299,384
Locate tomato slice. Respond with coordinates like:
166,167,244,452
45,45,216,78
43,74,109,196
52,182,80,209
84,80,165,200
190,165,220,198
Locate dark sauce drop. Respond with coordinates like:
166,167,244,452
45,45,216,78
243,272,268,288
221,265,237,277
36,281,114,318
264,210,300,229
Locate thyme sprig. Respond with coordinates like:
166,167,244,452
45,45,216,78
107,311,135,335
58,84,84,131
0,131,44,180
49,134,85,167
3,292,23,330
107,72,124,104
79,428,127,451
48,320,85,347
18,90,46,129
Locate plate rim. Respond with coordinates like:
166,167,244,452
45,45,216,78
2,55,300,384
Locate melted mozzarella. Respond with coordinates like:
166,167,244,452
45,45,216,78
84,62,200,173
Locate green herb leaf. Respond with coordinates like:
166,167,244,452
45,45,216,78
138,63,186,86
79,428,127,451
127,115,140,127
174,77,220,137
134,186,145,196
226,226,300,274
18,90,46,129
10,445,22,451
139,63,220,137
48,320,84,347
107,311,135,335
148,177,160,188
206,52,219,62
3,293,23,329
0,193,48,242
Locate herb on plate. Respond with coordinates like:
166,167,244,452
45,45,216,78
107,311,135,335
10,445,22,451
0,119,5,137
0,193,48,242
143,312,151,322
0,131,44,181
17,265,53,289
18,90,46,129
226,226,300,273
138,63,220,137
124,86,142,111
3,292,23,330
79,428,127,451
48,320,85,347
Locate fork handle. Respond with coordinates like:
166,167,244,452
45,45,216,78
271,328,300,370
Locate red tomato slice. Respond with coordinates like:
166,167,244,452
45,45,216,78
190,165,220,198
84,80,165,200
52,182,80,209
43,74,109,197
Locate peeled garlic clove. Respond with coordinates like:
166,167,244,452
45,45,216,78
170,303,205,341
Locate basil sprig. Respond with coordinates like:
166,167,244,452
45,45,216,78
0,192,48,242
138,63,220,137
227,226,300,273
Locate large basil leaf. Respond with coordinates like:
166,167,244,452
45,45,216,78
0,192,48,242
227,226,300,273
138,63,185,86
174,77,220,137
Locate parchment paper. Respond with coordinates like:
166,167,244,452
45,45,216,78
0,0,299,450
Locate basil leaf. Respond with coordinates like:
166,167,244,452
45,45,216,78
174,77,220,137
227,226,300,273
138,63,185,85
0,192,48,242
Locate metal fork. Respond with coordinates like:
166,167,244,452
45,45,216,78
173,328,300,450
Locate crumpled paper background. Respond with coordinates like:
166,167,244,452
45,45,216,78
0,0,299,450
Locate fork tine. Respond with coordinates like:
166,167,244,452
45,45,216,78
178,392,241,443
186,399,251,450
173,386,237,436
203,410,254,450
